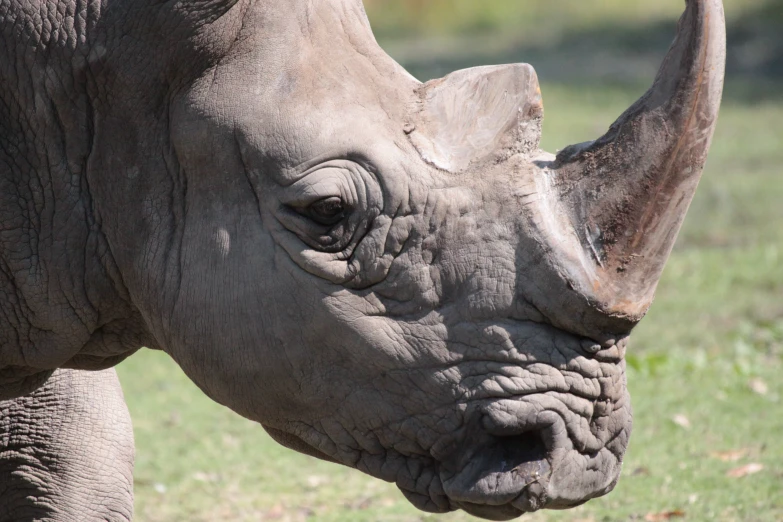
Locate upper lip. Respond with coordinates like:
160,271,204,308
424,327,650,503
430,402,561,513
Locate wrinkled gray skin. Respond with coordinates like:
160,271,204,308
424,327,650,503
0,0,725,519
0,369,134,521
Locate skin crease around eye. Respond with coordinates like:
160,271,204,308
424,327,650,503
270,161,384,260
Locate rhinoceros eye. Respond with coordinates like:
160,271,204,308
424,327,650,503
307,196,346,226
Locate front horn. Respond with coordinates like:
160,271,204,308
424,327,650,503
550,0,726,322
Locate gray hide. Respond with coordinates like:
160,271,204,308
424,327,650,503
0,0,725,519
0,369,134,520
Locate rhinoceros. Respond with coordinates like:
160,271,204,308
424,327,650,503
0,0,725,519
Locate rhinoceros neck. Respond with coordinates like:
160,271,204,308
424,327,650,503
0,0,150,397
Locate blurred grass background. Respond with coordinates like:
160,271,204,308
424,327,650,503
118,0,783,520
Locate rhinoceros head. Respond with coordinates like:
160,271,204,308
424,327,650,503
87,0,725,517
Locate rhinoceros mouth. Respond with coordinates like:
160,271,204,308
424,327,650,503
435,430,553,517
396,392,624,518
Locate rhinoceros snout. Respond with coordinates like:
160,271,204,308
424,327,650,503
439,430,552,519
392,367,628,519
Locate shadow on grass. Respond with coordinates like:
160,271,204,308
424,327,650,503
382,1,782,103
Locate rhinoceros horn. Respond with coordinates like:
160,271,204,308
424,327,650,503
536,0,726,335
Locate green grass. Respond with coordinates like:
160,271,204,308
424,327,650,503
117,2,783,520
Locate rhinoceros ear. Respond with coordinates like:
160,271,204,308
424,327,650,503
407,64,544,173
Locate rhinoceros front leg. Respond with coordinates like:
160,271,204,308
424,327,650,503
0,368,134,521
